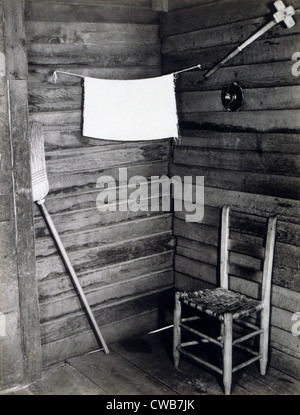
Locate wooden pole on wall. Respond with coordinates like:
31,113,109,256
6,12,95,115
1,0,42,388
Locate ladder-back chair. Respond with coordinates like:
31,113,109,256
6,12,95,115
173,205,277,395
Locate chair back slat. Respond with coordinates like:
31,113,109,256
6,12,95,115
228,239,265,259
228,263,263,284
220,206,277,301
220,205,230,289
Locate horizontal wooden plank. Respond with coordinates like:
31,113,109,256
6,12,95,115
175,254,217,285
37,186,172,220
177,86,300,113
173,61,300,92
35,214,173,257
29,110,81,130
197,186,300,224
38,251,174,302
175,204,221,228
28,65,162,86
179,110,300,133
275,242,300,270
173,146,300,177
160,0,300,37
42,129,127,150
174,217,219,246
36,232,175,281
271,285,300,313
27,42,161,66
173,130,300,155
25,2,159,23
176,236,218,264
46,161,169,195
162,9,300,54
34,186,156,217
270,348,300,380
40,269,174,322
41,131,170,152
34,205,167,238
26,21,159,45
40,287,173,344
271,307,298,333
28,85,82,112
170,164,300,201
175,271,215,292
271,326,300,358
44,140,170,173
168,0,234,12
26,0,152,6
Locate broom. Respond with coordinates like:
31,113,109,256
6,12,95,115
29,122,109,354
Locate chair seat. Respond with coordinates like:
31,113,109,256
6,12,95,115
180,288,263,321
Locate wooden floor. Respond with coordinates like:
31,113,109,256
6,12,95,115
4,330,300,395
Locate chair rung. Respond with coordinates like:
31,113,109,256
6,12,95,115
181,316,202,323
180,323,223,347
232,329,263,345
178,347,223,375
181,341,199,347
232,355,261,373
233,343,260,356
235,318,260,331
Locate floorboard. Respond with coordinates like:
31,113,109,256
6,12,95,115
27,363,105,395
3,331,300,395
67,350,176,395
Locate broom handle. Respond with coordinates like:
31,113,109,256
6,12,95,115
37,199,109,355
204,20,277,79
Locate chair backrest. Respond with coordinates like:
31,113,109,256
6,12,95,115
220,205,277,308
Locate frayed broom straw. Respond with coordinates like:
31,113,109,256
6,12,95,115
29,122,109,354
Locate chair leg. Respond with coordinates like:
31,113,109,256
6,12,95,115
173,291,181,369
259,307,270,375
223,313,233,395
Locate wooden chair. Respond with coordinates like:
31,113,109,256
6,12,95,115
173,205,277,395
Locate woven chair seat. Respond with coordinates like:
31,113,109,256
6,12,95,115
180,288,263,321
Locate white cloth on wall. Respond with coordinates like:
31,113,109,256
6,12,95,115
83,74,178,141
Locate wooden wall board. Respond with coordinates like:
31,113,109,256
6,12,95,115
162,0,300,376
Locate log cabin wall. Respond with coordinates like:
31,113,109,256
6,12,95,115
0,0,42,390
160,0,300,379
25,0,175,368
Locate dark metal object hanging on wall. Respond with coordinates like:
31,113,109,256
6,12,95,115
221,82,244,112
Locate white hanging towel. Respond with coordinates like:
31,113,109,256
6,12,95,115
83,74,178,141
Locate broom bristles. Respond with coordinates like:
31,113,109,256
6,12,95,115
29,122,49,202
